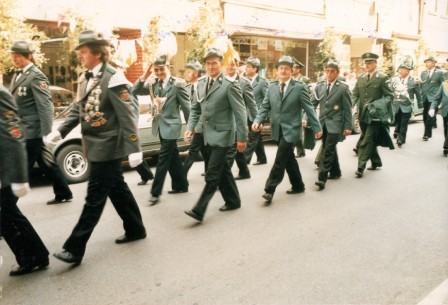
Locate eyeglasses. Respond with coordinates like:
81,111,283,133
154,67,165,72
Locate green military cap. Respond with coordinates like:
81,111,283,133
185,60,202,71
275,55,294,68
75,30,109,50
154,55,169,66
203,48,224,61
361,52,379,62
246,56,261,68
325,58,340,70
424,56,437,63
9,41,34,54
292,57,304,68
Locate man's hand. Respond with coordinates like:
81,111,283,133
302,120,308,127
11,183,31,198
128,152,143,168
140,63,153,82
315,131,323,139
252,122,262,132
343,129,352,136
44,130,62,146
184,130,193,143
237,141,247,153
428,109,435,117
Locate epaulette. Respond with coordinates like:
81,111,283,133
225,74,236,82
239,75,251,83
108,70,132,88
198,75,208,82
172,77,187,88
335,80,349,89
106,65,117,74
316,80,327,85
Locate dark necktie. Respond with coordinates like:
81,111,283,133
85,71,93,81
428,70,432,78
367,74,370,81
158,79,164,95
15,69,23,75
206,78,214,95
326,83,331,96
190,85,195,99
280,83,285,99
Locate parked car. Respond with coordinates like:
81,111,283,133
47,92,189,184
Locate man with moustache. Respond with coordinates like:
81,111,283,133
132,55,190,205
244,56,269,166
48,30,147,265
252,56,322,204
183,48,247,223
304,59,352,190
9,40,72,205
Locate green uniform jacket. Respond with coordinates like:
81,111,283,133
420,69,445,104
0,86,28,187
187,73,248,147
313,80,352,134
255,79,321,145
433,82,448,117
9,65,53,139
237,75,258,122
132,76,190,139
352,71,394,124
58,64,141,162
251,75,269,108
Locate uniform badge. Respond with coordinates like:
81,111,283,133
129,134,138,142
18,87,27,96
40,82,47,89
2,111,15,120
333,105,340,110
120,90,130,101
8,127,22,138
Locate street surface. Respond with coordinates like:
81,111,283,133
1,117,447,305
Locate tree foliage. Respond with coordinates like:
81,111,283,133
0,0,47,76
381,39,398,76
314,28,346,74
185,0,225,62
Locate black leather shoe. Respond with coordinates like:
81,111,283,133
149,195,159,206
327,174,341,180
138,179,149,185
184,210,203,222
353,148,358,155
234,175,250,180
367,165,381,170
444,149,448,156
286,188,305,194
355,169,363,178
115,233,146,244
53,250,82,265
47,196,73,205
9,260,49,276
423,136,429,141
219,205,240,212
295,153,305,158
315,180,325,190
253,161,267,165
262,193,273,203
168,189,188,194
393,132,398,139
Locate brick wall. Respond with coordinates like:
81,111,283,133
116,29,143,83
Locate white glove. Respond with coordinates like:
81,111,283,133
44,130,62,146
128,152,143,168
11,183,31,198
428,109,435,117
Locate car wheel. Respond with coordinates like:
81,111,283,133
56,144,90,184
352,112,361,134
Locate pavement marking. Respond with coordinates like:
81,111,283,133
417,279,448,305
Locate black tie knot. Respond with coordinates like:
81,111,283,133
85,71,93,80
16,69,23,74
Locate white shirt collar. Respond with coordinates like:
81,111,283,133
22,63,33,73
90,63,103,77
279,78,291,88
226,73,238,82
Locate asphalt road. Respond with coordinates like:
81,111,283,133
1,117,447,305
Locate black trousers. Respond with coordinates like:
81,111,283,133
191,145,241,217
63,159,145,257
151,136,188,196
245,130,267,164
318,126,341,182
423,101,438,137
394,109,412,144
27,138,72,199
443,116,448,149
183,132,209,175
227,140,250,177
357,122,383,170
135,160,154,181
1,186,49,267
265,133,304,194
